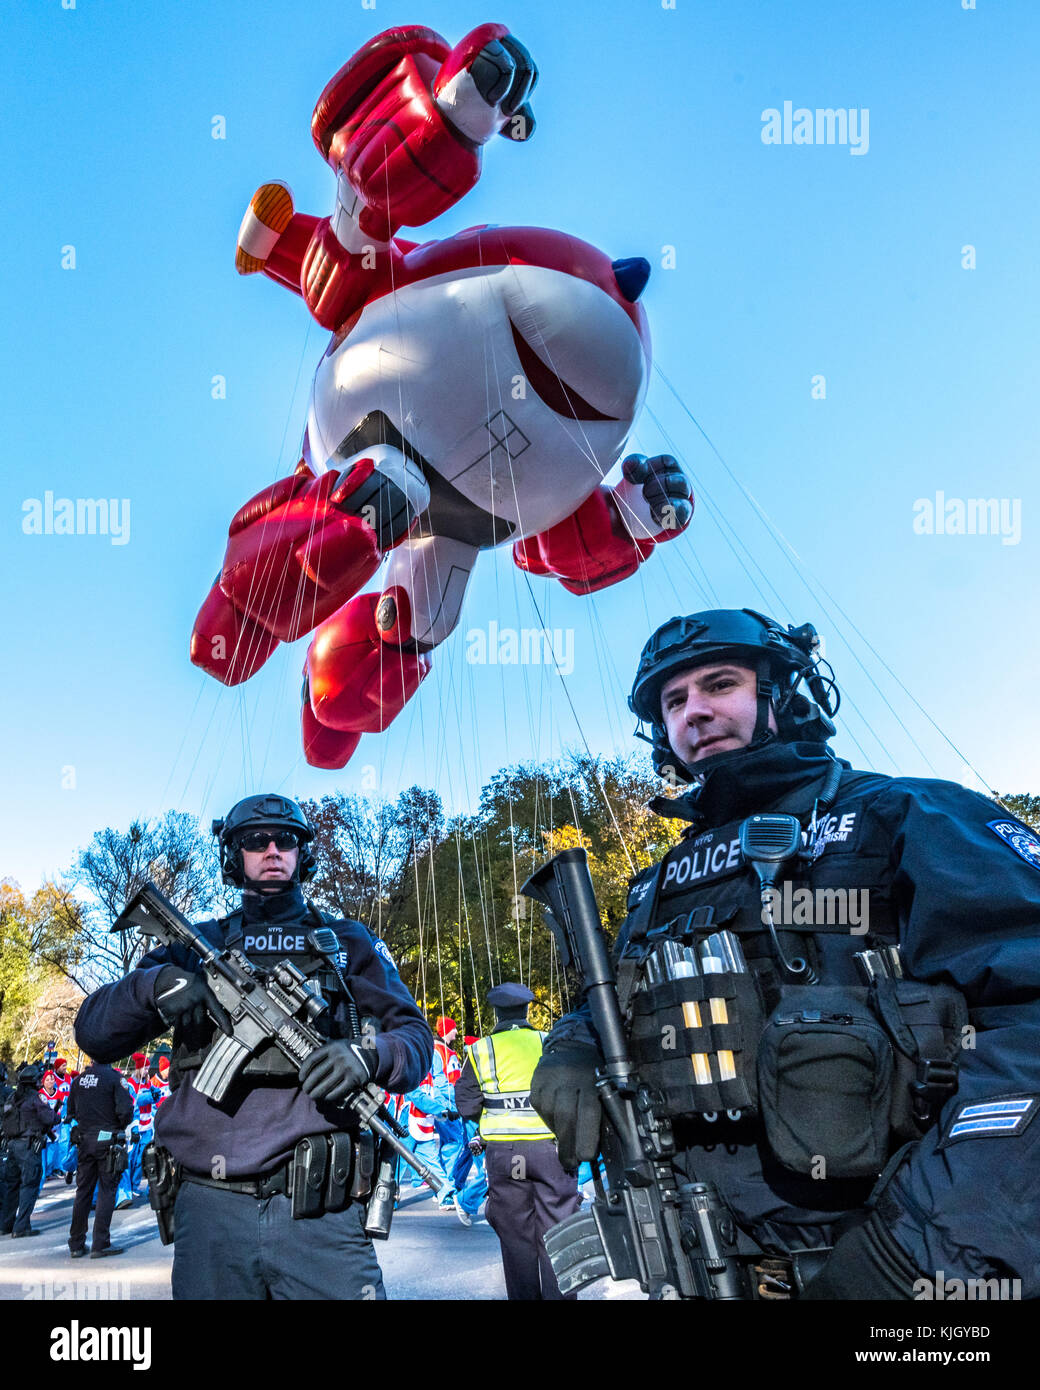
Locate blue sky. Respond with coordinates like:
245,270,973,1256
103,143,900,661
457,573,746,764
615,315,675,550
2,0,1037,892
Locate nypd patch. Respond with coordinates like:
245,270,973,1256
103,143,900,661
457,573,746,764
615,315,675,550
939,1094,1037,1148
372,936,397,971
987,819,1040,873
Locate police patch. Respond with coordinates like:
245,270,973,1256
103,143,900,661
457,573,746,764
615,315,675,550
810,807,861,861
659,823,745,897
372,936,397,970
987,820,1040,873
939,1094,1037,1148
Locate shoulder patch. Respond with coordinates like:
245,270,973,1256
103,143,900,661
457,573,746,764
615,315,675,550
987,819,1040,873
372,936,397,970
938,1094,1037,1148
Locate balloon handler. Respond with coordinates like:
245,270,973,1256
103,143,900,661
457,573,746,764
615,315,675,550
190,22,693,768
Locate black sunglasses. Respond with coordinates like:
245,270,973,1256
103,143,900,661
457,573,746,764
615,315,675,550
237,830,301,852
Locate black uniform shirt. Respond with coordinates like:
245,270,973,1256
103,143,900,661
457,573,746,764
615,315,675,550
68,1064,134,1135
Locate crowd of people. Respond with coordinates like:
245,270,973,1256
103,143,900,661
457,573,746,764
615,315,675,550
385,1016,488,1225
0,1049,171,1241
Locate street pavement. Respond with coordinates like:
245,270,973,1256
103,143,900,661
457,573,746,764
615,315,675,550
0,1174,641,1300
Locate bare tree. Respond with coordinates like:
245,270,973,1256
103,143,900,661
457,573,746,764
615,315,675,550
69,812,223,986
302,788,444,930
12,975,84,1065
0,881,85,1045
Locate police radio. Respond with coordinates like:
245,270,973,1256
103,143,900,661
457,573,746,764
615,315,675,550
738,815,818,985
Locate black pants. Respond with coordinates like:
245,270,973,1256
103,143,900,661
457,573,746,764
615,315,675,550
69,1136,120,1253
170,1180,387,1300
0,1139,43,1235
484,1139,581,1300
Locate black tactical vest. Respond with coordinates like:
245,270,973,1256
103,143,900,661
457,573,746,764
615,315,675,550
168,898,355,1090
621,770,900,1013
612,755,965,1232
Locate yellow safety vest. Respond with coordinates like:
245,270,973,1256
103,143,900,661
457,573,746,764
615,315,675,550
467,1028,552,1142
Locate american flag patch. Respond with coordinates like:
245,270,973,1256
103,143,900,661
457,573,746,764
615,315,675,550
944,1096,1037,1143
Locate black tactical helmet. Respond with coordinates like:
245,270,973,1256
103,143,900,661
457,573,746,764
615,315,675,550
630,609,840,782
212,793,316,887
16,1062,43,1088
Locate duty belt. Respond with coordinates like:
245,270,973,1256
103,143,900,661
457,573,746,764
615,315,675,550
182,1157,293,1199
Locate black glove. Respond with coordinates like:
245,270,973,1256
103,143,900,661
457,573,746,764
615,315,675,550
800,1211,921,1300
621,453,693,532
440,1109,460,1121
530,1044,603,1170
69,1127,80,1147
467,1136,487,1156
298,1039,377,1104
153,965,232,1034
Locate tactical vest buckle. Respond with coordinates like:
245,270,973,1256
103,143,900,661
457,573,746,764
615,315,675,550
910,1058,959,1124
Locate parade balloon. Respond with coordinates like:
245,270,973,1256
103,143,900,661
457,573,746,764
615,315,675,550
190,22,694,768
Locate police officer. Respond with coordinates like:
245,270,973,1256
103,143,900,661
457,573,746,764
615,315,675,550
75,793,433,1299
531,609,1040,1299
0,1062,56,1237
67,1059,134,1257
455,983,580,1300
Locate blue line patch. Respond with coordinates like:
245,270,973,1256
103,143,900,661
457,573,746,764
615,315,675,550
987,819,1040,873
939,1094,1037,1148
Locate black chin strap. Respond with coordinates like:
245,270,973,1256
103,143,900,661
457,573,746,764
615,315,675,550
754,656,779,745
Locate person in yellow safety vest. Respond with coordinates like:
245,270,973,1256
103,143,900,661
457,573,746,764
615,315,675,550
454,982,580,1300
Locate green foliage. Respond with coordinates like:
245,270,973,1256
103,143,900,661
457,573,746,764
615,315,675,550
1000,794,1040,832
304,753,683,1036
0,881,84,1060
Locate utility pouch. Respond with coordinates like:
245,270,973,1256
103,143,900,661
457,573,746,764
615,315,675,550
758,986,893,1179
629,970,765,1117
348,1130,375,1202
327,1132,357,1210
870,977,966,1138
29,1132,49,1156
291,1135,330,1218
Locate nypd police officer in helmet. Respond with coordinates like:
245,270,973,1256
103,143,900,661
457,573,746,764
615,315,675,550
75,793,433,1299
531,609,1040,1299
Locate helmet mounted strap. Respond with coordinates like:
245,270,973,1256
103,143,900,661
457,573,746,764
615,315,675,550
755,664,778,744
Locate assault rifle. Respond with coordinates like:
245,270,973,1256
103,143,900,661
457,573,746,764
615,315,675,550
113,881,445,1195
522,847,751,1299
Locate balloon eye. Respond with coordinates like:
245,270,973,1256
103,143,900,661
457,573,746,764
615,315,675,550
508,320,618,422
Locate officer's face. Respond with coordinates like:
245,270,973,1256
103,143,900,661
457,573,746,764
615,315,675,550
660,662,776,764
239,833,300,886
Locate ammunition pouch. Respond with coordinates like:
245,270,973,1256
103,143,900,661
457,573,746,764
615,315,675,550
290,1131,364,1218
629,969,765,1118
758,980,967,1179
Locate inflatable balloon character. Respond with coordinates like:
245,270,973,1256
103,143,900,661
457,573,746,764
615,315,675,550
190,23,694,768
